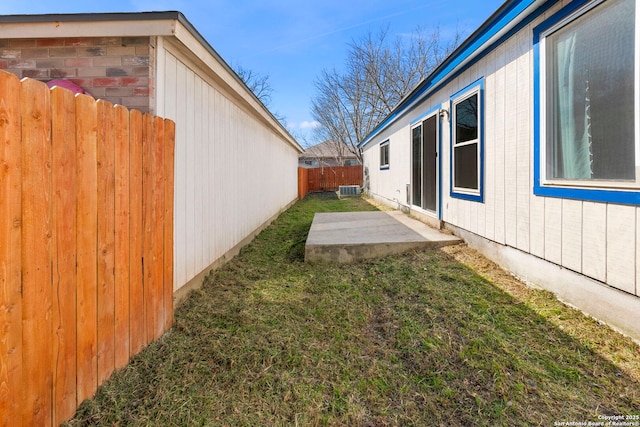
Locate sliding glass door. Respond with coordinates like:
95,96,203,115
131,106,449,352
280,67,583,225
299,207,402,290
411,113,438,213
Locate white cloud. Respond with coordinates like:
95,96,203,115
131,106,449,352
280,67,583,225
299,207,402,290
300,120,321,129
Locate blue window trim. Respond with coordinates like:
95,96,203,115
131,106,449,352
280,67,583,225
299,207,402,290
533,0,640,206
379,139,390,170
450,78,485,203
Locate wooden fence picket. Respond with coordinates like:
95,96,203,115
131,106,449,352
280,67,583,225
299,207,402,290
20,77,53,426
163,119,176,332
129,109,146,354
75,92,99,405
152,116,166,340
96,100,117,386
142,113,155,344
51,86,78,425
114,105,131,371
0,69,22,427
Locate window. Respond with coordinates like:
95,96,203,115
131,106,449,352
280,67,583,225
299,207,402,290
380,140,390,169
451,81,484,201
535,0,640,204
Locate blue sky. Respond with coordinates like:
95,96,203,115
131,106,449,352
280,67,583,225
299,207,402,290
1,0,504,145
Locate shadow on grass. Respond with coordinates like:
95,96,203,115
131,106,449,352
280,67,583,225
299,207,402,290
66,194,640,427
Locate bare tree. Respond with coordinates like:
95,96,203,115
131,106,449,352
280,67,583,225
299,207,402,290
235,64,288,125
311,26,461,161
235,65,274,106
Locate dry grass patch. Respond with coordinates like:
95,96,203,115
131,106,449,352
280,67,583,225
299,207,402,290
66,192,640,426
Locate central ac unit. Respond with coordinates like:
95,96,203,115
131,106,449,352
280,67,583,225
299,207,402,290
338,185,361,197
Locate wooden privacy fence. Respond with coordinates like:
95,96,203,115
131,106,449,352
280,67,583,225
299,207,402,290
0,70,175,426
298,165,363,199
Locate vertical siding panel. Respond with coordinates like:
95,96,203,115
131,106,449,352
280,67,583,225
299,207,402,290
174,62,187,288
185,70,198,281
516,29,531,253
493,44,506,245
544,198,562,265
21,78,53,426
561,199,582,273
530,195,546,257
469,201,477,235
202,86,212,266
96,100,116,386
230,105,239,241
504,40,518,247
211,88,218,262
51,86,78,425
211,90,220,261
207,87,218,263
163,53,178,120
114,105,130,370
227,104,234,239
467,64,479,235
128,110,145,354
75,93,98,404
0,71,22,427
471,50,486,238
582,202,606,282
163,52,177,291
484,52,496,241
193,77,204,276
223,100,231,253
607,205,635,294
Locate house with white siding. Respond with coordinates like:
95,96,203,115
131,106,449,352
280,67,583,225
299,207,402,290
0,12,303,301
359,0,640,341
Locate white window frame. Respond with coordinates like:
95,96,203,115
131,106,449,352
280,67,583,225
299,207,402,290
380,140,390,169
538,0,640,191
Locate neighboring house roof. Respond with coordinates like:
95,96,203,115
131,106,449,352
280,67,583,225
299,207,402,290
358,0,552,149
300,140,358,160
0,11,303,153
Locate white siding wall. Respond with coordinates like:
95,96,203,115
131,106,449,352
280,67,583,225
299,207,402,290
362,0,639,299
159,45,299,292
364,126,412,208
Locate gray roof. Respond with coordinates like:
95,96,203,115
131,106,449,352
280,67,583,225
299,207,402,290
300,140,357,159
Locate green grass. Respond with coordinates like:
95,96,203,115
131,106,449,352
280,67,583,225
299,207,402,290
67,192,640,426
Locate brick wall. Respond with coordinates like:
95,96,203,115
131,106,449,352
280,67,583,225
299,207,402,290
0,36,152,113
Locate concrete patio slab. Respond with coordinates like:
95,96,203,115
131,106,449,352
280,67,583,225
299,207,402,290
304,210,461,263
